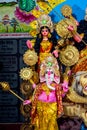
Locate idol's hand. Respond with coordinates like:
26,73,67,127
32,83,36,89
67,69,72,76
52,50,58,58
26,40,33,49
67,25,74,31
62,81,69,93
23,100,31,105
73,34,82,43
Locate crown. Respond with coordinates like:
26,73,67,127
40,54,60,76
37,14,53,32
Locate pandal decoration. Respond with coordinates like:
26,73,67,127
59,45,79,66
20,81,33,96
23,50,38,66
20,67,33,81
20,67,35,86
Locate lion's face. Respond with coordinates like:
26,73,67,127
72,71,87,96
80,72,87,95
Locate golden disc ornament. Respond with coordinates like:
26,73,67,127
56,18,77,38
61,5,72,17
23,50,38,66
20,67,33,80
72,48,87,73
20,104,31,118
20,81,33,96
59,45,79,66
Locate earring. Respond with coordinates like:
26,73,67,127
48,33,51,38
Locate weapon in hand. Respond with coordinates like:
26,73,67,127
0,82,24,102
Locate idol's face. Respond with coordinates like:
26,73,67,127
41,28,49,36
45,68,54,84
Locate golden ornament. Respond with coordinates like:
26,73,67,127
72,48,87,73
20,81,33,96
59,45,79,66
0,82,10,91
56,18,77,38
0,82,24,101
20,104,31,118
61,5,72,17
37,14,53,32
20,67,33,80
23,50,38,66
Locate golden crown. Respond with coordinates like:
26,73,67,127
37,14,53,32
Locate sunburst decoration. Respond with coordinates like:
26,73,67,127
20,67,33,80
59,45,79,66
23,50,38,66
